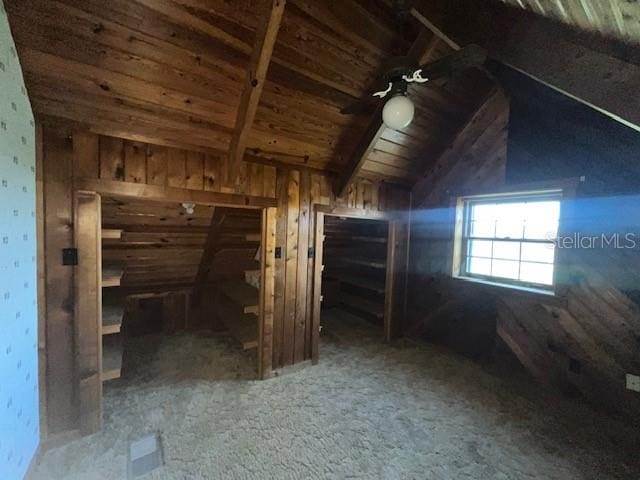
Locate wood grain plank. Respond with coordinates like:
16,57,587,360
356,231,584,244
99,136,124,181
294,170,310,362
259,207,277,379
272,169,288,368
74,191,102,435
282,169,300,366
72,132,99,179
124,140,147,184
146,144,168,186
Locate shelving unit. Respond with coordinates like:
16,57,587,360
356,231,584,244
340,293,384,320
102,293,124,335
342,257,386,269
101,235,125,382
220,280,259,315
216,262,260,349
101,228,122,240
101,334,123,382
325,274,385,294
217,294,258,350
102,266,124,288
322,216,388,324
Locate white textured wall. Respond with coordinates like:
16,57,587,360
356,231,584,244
0,1,39,478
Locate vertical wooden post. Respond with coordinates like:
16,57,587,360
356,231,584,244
310,209,325,364
259,207,277,379
384,221,398,342
73,191,103,434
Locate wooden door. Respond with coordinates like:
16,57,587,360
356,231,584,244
73,190,102,434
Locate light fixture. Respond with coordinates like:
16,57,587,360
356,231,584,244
181,203,195,215
382,94,415,131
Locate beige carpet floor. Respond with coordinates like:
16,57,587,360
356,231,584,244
33,309,640,479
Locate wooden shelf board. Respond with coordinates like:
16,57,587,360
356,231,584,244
326,235,387,244
220,280,259,315
351,235,387,243
102,298,124,335
218,297,258,350
326,275,385,294
102,228,123,240
102,267,124,288
342,258,386,269
340,292,384,319
102,334,122,382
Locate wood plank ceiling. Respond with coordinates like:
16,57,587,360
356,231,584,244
497,0,640,44
5,0,496,185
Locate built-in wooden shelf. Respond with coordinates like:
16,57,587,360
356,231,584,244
244,269,260,289
218,297,258,350
327,275,385,294
102,229,122,240
340,293,384,319
351,235,386,243
102,334,123,382
342,258,386,269
220,280,259,315
225,314,258,350
102,267,124,288
102,297,124,335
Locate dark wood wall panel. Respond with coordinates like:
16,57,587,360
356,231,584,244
42,127,76,435
39,125,411,437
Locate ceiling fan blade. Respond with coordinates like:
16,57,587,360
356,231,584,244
415,44,487,81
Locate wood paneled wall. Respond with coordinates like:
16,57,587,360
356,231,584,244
39,125,410,435
407,88,640,422
73,132,277,198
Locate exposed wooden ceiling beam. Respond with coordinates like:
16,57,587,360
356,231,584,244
333,29,435,198
227,0,286,185
411,0,640,132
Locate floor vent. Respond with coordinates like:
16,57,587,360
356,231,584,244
127,432,164,478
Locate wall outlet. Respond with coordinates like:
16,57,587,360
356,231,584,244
626,374,640,393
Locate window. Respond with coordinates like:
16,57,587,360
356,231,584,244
454,191,561,292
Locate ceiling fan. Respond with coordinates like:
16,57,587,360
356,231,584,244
341,44,488,130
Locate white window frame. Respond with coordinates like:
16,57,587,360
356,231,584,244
452,189,563,295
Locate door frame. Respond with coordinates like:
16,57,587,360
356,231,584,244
71,186,277,434
310,205,408,364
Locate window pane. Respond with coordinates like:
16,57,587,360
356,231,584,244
494,202,525,239
521,242,555,264
460,194,560,290
469,239,492,258
492,241,520,260
467,257,491,276
491,259,519,280
471,203,498,221
495,202,525,223
523,201,560,223
520,262,554,285
524,220,559,240
495,220,525,239
469,220,494,237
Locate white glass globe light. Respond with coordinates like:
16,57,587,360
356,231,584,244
382,95,414,130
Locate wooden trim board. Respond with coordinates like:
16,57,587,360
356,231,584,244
73,191,103,435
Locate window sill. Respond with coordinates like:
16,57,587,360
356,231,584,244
451,275,556,298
